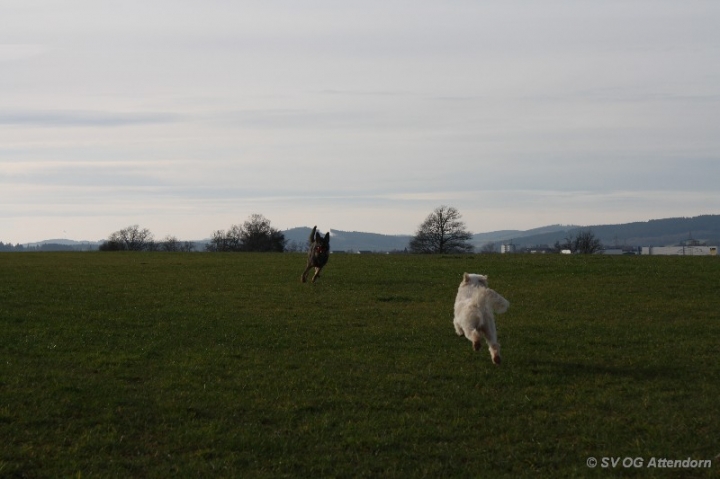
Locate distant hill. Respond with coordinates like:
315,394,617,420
282,227,412,253
497,215,720,249
22,239,102,251
470,225,577,247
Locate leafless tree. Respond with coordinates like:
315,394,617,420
103,225,154,251
205,227,241,252
158,236,196,252
180,241,196,252
206,214,286,252
554,229,603,254
409,205,474,254
160,235,181,252
240,214,286,252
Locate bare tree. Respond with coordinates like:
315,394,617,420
554,229,603,254
160,235,180,252
409,205,474,254
102,225,154,251
240,214,286,252
205,231,224,252
205,227,241,252
205,214,286,252
157,236,196,252
180,241,196,252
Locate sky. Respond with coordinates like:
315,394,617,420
2,0,719,244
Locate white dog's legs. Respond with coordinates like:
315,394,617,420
453,320,464,336
469,329,484,351
488,343,501,365
481,319,502,365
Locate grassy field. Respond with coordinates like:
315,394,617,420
1,252,718,478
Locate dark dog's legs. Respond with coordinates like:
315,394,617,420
301,265,322,283
301,265,313,283
311,267,323,283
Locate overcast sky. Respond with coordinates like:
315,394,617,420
2,0,719,243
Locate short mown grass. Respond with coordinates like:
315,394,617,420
1,252,718,478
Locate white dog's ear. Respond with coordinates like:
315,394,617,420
463,272,470,283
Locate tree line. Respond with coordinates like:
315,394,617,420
0,242,27,252
99,226,197,252
99,214,287,252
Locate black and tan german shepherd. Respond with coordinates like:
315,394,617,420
301,226,330,283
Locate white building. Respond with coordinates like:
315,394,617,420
641,246,718,256
501,243,516,254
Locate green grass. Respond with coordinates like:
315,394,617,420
1,253,718,478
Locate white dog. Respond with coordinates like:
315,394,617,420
453,273,510,364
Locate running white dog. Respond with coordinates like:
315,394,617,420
453,273,510,364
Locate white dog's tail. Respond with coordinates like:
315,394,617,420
488,289,509,314
472,288,510,315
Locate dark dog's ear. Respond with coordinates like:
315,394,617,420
309,226,317,242
323,232,330,245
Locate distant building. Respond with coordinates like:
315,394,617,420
519,245,554,254
500,243,516,254
641,246,718,256
598,247,639,255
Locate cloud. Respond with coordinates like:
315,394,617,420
0,110,180,128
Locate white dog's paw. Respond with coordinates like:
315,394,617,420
470,330,483,351
490,345,502,365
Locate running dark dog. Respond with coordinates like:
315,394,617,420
301,226,330,283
